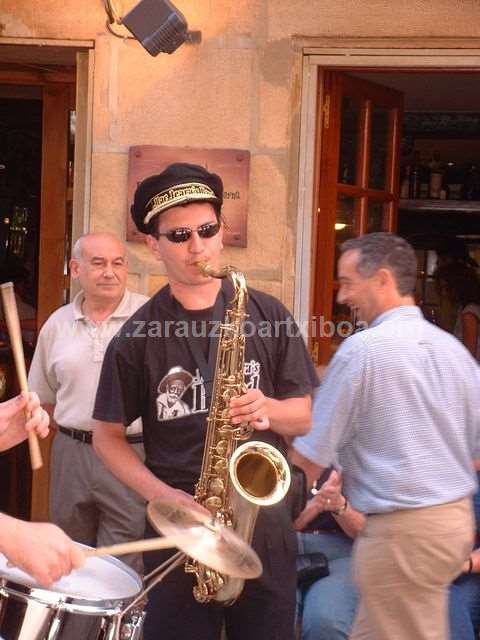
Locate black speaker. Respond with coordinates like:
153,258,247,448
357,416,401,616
122,0,189,56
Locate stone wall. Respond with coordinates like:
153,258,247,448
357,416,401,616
2,0,480,306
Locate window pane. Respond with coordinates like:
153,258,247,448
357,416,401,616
338,96,360,185
369,107,389,190
367,200,388,232
335,195,360,268
329,300,355,352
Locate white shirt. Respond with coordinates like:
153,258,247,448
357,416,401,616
294,306,480,514
28,289,148,434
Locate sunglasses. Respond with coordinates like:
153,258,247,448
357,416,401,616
156,221,221,244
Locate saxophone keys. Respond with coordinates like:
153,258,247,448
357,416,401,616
214,460,227,475
205,495,223,510
209,477,225,494
215,440,228,456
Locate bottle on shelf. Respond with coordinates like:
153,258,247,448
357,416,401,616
441,160,456,199
462,163,480,201
340,161,351,184
408,153,421,199
439,180,450,200
400,164,411,199
428,152,443,199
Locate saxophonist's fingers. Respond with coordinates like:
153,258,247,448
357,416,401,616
229,389,265,420
251,416,270,431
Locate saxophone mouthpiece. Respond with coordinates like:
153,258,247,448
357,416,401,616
195,262,235,280
195,261,211,278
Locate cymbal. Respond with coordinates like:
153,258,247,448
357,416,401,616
147,499,262,580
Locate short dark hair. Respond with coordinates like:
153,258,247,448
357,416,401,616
340,232,417,296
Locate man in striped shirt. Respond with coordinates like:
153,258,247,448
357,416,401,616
292,232,480,640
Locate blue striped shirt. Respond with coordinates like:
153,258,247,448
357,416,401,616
294,306,480,513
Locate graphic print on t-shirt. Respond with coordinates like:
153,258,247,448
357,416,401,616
156,360,261,422
156,366,193,421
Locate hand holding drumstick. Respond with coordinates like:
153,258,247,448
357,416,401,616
0,282,43,469
0,514,84,588
0,390,49,452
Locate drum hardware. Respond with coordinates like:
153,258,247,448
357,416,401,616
112,551,187,640
0,549,142,640
147,498,263,579
0,511,261,640
116,607,146,640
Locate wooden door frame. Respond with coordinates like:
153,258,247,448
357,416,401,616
0,39,94,520
311,72,403,364
291,38,480,340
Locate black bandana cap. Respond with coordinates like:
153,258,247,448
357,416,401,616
131,162,224,234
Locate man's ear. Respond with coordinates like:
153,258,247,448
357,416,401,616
377,268,395,290
70,258,80,280
146,235,162,261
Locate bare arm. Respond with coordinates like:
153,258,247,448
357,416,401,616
0,513,84,587
289,448,324,489
229,392,312,437
93,421,205,512
293,469,366,539
462,311,479,357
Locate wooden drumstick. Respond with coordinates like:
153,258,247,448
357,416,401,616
0,282,43,470
85,535,187,558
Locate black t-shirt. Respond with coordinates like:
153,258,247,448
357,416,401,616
94,280,318,493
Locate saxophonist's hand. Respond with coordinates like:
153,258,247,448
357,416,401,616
229,389,270,431
157,486,211,518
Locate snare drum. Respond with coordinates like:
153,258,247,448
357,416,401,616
0,550,144,640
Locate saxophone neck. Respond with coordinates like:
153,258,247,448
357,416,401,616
195,262,248,307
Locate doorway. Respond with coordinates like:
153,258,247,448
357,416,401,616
0,89,43,519
0,40,92,520
295,44,480,364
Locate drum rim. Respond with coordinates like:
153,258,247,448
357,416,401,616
0,579,124,615
0,544,142,611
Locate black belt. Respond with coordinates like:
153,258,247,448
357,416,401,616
58,426,143,445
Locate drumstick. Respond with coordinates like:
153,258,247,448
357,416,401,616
0,282,43,470
85,535,189,558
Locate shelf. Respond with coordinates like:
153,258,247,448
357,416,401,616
399,199,480,214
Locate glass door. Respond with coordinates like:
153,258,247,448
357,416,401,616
312,72,403,364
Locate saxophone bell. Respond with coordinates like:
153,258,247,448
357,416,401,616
230,441,291,507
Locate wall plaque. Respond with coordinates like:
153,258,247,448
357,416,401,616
127,146,250,247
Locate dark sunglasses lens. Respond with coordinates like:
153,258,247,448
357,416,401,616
198,223,220,239
167,228,192,243
164,222,220,243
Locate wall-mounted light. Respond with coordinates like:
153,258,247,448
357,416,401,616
335,223,348,231
103,0,201,56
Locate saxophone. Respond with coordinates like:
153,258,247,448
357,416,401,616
185,262,291,605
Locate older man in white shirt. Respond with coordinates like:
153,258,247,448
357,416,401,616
28,232,148,572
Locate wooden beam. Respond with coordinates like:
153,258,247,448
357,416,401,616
0,69,75,84
0,36,94,48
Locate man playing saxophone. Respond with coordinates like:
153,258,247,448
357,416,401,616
92,163,318,640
